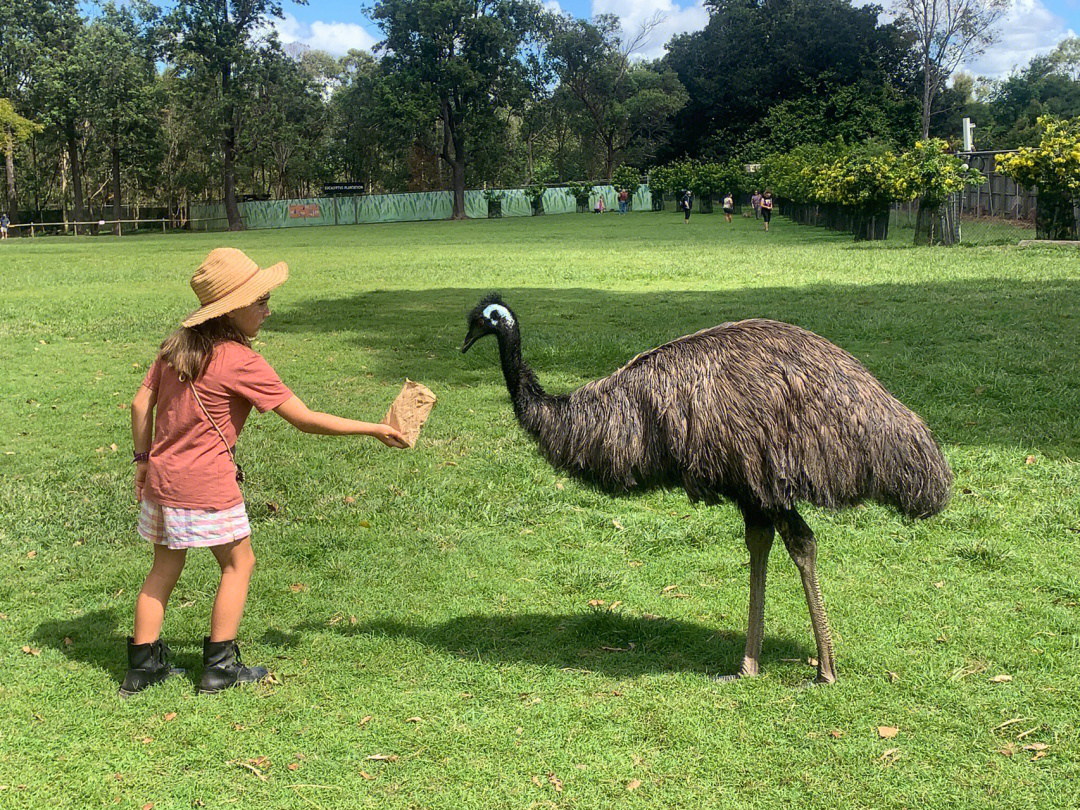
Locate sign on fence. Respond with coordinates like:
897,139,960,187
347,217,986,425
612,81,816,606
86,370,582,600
322,183,365,196
289,203,321,218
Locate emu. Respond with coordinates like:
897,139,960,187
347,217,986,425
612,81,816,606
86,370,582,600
462,294,952,683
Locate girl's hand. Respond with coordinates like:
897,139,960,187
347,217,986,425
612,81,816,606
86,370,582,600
373,424,409,449
135,461,148,502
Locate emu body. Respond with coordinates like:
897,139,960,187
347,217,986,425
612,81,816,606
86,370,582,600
463,295,952,683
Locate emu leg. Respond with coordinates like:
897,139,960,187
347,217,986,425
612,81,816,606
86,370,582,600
717,506,774,681
775,509,837,684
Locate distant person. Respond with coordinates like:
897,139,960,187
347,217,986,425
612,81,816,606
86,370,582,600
751,190,762,219
122,248,408,698
761,190,774,231
618,188,629,214
594,194,605,214
681,189,693,223
0,212,9,239
722,192,734,223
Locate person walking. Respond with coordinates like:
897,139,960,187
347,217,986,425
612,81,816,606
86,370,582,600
618,188,629,214
722,192,734,223
681,189,693,223
594,194,606,214
122,248,408,698
0,212,9,239
751,190,762,219
761,190,774,231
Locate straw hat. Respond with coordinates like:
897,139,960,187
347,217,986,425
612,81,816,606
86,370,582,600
182,248,288,327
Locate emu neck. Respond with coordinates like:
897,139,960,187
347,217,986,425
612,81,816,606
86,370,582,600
495,328,555,432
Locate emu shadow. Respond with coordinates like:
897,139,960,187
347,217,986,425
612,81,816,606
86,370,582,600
268,279,1080,454
301,612,811,679
33,609,201,687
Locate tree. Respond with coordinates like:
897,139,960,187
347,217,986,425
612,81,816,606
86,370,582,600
168,0,299,229
83,1,161,231
665,0,916,160
892,0,1008,138
0,98,40,220
548,15,686,180
370,0,543,219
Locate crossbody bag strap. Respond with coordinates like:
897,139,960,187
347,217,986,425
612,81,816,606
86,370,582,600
187,379,236,465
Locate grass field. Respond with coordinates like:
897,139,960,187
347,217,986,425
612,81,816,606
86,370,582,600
1,212,1079,809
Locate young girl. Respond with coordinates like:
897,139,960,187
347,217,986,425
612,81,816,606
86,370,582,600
122,248,407,697
722,192,734,223
760,190,774,232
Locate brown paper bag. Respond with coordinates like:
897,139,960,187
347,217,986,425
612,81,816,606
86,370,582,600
381,379,437,448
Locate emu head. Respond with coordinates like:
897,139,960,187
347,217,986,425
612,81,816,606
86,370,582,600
462,293,517,353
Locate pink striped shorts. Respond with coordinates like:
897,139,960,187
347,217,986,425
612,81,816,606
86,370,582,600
138,499,251,550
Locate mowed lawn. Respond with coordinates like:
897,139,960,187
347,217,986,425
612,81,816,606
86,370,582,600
1,213,1079,809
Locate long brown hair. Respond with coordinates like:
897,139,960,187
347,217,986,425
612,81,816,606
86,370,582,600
159,315,250,381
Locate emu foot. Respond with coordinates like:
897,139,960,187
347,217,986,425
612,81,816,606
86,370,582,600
814,670,838,685
715,659,760,682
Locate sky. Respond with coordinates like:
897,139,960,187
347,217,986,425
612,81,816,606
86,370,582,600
273,0,1078,78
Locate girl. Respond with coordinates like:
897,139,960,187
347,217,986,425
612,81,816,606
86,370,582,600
122,248,408,697
722,192,734,223
761,190,774,232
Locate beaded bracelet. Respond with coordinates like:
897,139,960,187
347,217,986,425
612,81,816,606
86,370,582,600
132,452,149,463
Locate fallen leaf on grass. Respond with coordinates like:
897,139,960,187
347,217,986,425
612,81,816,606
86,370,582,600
365,754,398,762
555,482,564,491
588,599,606,607
1000,744,1015,757
1023,743,1049,752
627,779,642,791
1032,749,1047,761
547,773,563,792
830,730,844,739
344,496,355,505
886,671,899,683
405,716,422,723
140,737,153,745
359,770,375,780
359,715,372,726
877,726,899,739
662,584,679,593
531,775,542,788
21,646,39,656
989,674,1013,683
1025,455,1036,465
808,657,818,667
287,763,300,771
933,581,944,589
163,712,177,722
288,583,308,593
27,551,36,559
878,748,900,764
142,803,154,810
358,521,371,529
249,756,270,768
63,637,73,647
612,519,624,530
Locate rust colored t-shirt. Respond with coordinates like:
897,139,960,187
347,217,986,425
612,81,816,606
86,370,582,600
141,341,293,509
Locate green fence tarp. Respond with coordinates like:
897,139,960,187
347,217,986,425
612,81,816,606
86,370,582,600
189,184,656,230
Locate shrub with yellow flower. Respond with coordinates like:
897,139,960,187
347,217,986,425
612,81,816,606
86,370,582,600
996,116,1080,239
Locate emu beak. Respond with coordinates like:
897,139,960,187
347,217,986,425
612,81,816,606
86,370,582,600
461,329,481,354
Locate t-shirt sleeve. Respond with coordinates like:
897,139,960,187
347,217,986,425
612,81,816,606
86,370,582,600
141,356,164,391
229,349,294,413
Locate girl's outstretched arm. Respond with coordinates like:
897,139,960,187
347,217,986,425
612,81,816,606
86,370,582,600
274,395,409,448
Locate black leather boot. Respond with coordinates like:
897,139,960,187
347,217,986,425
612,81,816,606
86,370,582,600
198,637,269,695
119,638,185,698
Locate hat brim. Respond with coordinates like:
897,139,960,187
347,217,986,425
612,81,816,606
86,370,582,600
182,262,289,327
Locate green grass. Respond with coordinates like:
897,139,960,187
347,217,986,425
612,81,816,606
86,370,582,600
1,212,1079,808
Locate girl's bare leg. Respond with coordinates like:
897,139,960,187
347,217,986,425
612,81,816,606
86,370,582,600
209,536,255,641
133,544,187,644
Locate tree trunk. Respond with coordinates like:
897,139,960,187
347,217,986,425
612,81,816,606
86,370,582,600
222,60,244,231
112,135,122,235
914,196,960,245
5,147,18,226
66,118,85,227
440,102,466,220
921,53,933,140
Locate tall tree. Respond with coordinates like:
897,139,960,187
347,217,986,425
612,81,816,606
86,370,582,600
84,1,161,230
664,0,916,160
169,0,300,229
892,0,1008,138
0,98,40,220
548,15,687,179
369,0,543,219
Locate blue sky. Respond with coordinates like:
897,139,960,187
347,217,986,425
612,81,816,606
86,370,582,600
274,0,1077,77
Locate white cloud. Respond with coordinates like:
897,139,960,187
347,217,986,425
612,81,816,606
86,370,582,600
272,12,379,56
591,0,710,60
959,0,1076,77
